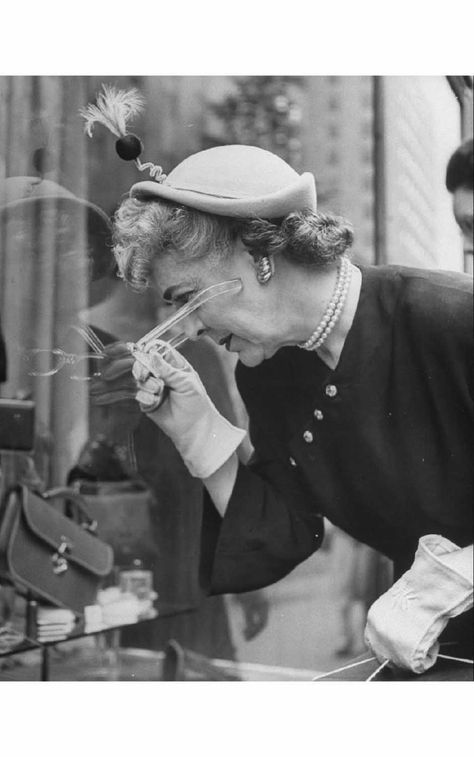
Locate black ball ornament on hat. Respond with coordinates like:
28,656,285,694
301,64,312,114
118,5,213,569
115,133,143,161
79,85,166,182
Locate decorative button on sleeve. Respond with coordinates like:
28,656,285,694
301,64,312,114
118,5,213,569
303,430,313,443
313,409,324,420
325,384,338,398
289,456,297,467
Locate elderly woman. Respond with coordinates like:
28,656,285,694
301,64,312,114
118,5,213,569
105,145,472,674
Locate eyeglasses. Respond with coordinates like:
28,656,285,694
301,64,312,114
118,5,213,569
23,279,242,377
22,325,105,380
23,348,104,379
130,278,242,355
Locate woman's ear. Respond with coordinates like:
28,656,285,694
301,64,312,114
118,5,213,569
235,238,275,286
230,237,274,285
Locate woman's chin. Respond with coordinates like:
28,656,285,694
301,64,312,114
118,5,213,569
238,354,262,367
236,345,267,367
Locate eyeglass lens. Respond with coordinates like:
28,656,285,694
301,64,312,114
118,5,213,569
22,349,103,379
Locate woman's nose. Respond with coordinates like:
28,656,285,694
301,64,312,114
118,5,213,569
181,314,207,341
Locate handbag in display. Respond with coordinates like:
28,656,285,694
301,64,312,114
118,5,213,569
68,479,157,567
0,486,114,615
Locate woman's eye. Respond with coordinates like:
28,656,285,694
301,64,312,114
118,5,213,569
174,291,195,305
162,289,197,308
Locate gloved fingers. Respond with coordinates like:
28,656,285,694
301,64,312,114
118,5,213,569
136,388,163,413
136,375,165,396
132,346,194,388
364,632,385,663
364,635,394,669
364,599,442,674
133,361,167,398
132,360,150,383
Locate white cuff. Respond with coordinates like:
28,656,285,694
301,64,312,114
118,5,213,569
365,535,473,674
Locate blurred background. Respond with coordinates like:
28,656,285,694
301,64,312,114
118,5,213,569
0,75,472,679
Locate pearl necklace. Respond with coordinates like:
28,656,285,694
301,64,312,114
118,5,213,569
298,256,352,352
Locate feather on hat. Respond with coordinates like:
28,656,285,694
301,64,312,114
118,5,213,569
80,86,317,217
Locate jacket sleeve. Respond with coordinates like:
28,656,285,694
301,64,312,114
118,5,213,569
200,370,324,595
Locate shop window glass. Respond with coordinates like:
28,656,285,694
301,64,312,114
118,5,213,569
0,77,258,667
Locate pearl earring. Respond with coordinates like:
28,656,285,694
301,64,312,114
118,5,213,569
255,255,274,285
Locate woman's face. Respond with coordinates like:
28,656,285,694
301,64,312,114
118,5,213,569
153,241,290,367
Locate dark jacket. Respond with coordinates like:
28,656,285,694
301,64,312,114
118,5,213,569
201,266,473,610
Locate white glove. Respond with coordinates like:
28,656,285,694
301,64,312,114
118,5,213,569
132,342,246,479
364,535,473,674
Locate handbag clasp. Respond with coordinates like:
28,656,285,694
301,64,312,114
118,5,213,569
51,536,72,575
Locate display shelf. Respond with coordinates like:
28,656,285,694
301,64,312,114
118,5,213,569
0,600,194,680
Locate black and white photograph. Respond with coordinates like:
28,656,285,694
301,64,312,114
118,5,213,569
0,4,473,755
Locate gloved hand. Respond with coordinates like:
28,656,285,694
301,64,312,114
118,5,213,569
364,535,473,674
132,341,246,479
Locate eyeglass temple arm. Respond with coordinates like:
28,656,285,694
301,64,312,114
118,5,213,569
135,279,242,351
127,332,188,360
71,324,106,354
75,317,185,358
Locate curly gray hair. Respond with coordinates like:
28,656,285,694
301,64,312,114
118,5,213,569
113,196,354,291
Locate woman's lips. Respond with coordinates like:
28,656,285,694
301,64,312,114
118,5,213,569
219,334,233,350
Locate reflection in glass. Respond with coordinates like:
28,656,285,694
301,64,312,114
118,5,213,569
22,348,104,379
